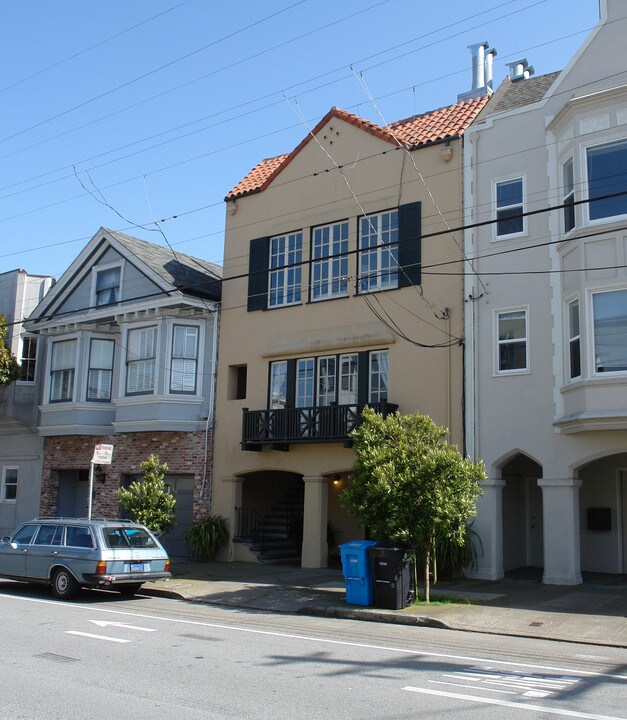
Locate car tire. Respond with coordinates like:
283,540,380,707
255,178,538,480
119,583,143,596
52,568,79,600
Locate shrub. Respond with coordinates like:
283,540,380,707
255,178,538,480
185,516,229,560
117,455,176,534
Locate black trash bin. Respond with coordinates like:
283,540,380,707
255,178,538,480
368,544,415,610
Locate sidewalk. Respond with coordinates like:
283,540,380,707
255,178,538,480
145,560,627,648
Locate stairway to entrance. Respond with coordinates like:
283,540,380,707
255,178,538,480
236,484,304,564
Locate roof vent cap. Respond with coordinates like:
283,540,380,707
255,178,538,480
506,58,535,82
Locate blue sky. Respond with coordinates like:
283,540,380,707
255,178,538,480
0,0,601,282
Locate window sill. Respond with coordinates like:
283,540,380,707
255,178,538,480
492,368,531,378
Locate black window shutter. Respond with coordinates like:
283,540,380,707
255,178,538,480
286,359,296,408
357,351,370,405
398,202,421,287
247,237,270,311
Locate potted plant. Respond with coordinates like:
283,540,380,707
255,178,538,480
185,516,229,561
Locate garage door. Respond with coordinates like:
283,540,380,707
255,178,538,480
160,475,194,558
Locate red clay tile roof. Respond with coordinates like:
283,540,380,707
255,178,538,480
225,97,489,200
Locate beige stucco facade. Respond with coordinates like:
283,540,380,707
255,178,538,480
213,108,473,567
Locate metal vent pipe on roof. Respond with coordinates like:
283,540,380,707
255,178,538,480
485,48,497,90
506,58,535,82
468,41,489,92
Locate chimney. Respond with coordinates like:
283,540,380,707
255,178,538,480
458,42,497,101
506,58,535,82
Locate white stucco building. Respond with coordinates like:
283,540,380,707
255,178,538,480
464,0,627,583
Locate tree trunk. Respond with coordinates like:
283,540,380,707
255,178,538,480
424,544,431,603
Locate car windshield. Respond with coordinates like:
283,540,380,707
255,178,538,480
103,527,157,549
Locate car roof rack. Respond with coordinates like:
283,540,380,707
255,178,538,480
33,516,134,523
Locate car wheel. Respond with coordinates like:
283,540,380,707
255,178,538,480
52,568,79,600
119,583,143,596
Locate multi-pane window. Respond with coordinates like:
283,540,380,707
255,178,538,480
50,339,76,402
269,232,302,307
359,210,399,292
311,221,349,300
587,139,627,221
592,289,627,373
568,299,581,380
495,178,525,237
87,338,115,401
19,336,37,382
369,350,389,402
338,353,358,405
296,358,314,408
170,325,199,394
496,309,528,372
563,157,575,233
317,356,336,406
126,327,157,395
269,350,388,408
1,467,18,502
269,361,288,409
95,266,121,306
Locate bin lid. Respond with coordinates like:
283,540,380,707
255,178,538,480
339,540,380,550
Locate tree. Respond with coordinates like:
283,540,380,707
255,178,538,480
117,454,176,534
0,314,20,387
340,407,485,602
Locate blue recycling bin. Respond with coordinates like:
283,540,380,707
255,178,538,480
340,540,380,606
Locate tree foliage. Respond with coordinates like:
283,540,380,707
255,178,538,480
117,454,176,534
0,314,20,387
340,408,485,601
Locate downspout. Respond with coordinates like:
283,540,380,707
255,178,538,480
201,303,220,505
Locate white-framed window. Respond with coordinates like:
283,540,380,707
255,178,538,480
592,288,627,374
296,358,315,408
269,232,302,308
369,350,389,402
269,360,288,409
126,326,157,395
87,338,115,401
311,221,349,300
19,336,38,382
317,356,336,407
495,308,529,373
358,210,399,292
338,353,358,405
562,157,575,233
49,339,77,402
568,298,581,380
94,265,122,307
586,139,627,222
170,325,199,394
495,177,525,238
1,467,18,502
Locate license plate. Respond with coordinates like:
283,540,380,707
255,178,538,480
130,563,145,573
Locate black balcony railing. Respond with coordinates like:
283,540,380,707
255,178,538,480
241,401,398,449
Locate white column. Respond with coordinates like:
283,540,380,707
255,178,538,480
301,475,328,568
467,478,505,580
538,477,582,585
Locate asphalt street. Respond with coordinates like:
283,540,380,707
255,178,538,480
1,584,625,720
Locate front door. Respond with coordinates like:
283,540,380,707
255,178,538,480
57,470,90,517
160,476,194,557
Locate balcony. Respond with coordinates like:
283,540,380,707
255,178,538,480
242,401,398,450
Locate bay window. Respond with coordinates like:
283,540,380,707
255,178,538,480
592,289,627,373
87,338,115,401
170,325,199,394
126,326,156,395
587,139,627,221
568,299,581,380
50,339,77,402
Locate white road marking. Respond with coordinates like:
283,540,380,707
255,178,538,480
89,620,156,632
402,687,626,720
65,631,130,643
429,679,517,695
2,592,625,682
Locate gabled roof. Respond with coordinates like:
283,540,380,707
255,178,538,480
26,227,222,327
225,96,489,200
108,229,222,299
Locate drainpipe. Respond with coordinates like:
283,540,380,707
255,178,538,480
201,304,220,504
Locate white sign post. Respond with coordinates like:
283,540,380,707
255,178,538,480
88,444,114,519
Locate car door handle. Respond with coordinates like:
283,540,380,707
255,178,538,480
49,551,59,556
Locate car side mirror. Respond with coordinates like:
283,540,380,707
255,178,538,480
1,536,10,543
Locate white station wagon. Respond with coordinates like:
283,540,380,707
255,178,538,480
0,517,171,599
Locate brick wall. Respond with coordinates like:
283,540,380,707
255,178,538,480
40,430,214,520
